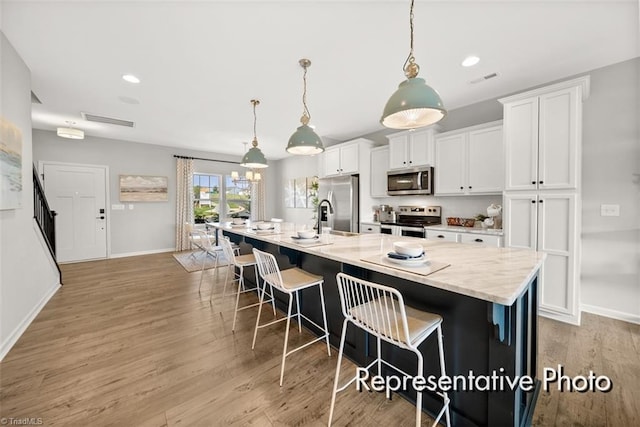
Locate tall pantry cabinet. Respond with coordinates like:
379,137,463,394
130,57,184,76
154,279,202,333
500,76,590,325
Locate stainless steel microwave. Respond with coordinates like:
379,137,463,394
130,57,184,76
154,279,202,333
387,167,434,195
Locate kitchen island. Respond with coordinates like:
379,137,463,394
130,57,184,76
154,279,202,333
215,224,544,427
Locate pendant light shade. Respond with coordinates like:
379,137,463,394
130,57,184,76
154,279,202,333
240,100,268,169
381,77,445,129
381,0,446,129
287,59,324,155
287,124,324,155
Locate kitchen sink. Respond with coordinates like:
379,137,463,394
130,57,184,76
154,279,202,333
328,230,359,237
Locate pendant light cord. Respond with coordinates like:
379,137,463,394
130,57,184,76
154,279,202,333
302,64,311,122
251,99,260,147
402,0,419,78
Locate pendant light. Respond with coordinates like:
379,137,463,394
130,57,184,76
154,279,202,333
232,143,262,187
240,99,268,169
286,58,324,155
57,121,84,139
381,0,446,129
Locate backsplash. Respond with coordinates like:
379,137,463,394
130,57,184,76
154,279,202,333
366,195,503,224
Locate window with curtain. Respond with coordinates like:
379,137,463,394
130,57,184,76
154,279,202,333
192,172,252,222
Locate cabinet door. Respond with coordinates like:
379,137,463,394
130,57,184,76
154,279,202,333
468,126,503,194
339,143,359,175
504,98,539,191
459,233,502,247
537,193,577,317
538,87,579,190
425,230,459,242
388,134,409,169
322,147,342,177
504,193,537,250
408,129,434,167
435,134,465,195
360,223,381,234
370,147,389,197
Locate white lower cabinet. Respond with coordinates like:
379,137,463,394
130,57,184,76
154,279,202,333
360,223,381,234
504,192,579,324
459,233,502,247
425,229,503,246
424,230,459,242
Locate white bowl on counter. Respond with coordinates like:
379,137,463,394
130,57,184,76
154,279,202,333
231,218,245,225
393,241,424,257
256,222,273,230
297,230,316,239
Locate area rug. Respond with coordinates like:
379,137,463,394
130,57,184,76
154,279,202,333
172,250,229,273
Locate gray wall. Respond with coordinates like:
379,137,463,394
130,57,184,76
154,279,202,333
33,130,248,256
1,32,59,359
579,58,639,320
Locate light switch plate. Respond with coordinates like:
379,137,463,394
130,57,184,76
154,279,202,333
111,204,125,210
600,204,620,216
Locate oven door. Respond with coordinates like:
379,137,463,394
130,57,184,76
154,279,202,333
400,226,425,238
380,225,394,235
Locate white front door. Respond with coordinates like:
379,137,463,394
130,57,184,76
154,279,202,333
42,163,108,262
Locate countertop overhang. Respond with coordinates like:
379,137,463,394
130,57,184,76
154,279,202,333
213,223,544,306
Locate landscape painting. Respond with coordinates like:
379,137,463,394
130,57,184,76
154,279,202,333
120,175,168,202
0,117,23,210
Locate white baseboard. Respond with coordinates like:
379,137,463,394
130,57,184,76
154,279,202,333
539,308,581,326
0,282,61,362
581,304,640,325
109,248,175,259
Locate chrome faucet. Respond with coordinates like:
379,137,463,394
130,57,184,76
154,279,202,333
317,199,334,235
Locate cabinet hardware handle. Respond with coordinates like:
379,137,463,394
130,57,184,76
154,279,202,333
539,181,544,184
531,200,536,204
460,186,464,190
531,181,536,185
539,199,544,203
437,235,445,238
403,161,406,164
474,238,483,242
96,216,105,219
409,161,412,164
468,186,472,189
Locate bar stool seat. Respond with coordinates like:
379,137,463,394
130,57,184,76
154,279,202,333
329,273,451,427
251,248,331,386
216,237,276,331
350,297,441,346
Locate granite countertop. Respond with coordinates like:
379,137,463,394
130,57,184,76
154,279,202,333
425,224,505,236
213,223,543,306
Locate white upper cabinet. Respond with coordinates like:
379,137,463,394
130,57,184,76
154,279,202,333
370,146,389,198
321,141,359,178
501,77,587,191
434,122,503,195
387,128,436,169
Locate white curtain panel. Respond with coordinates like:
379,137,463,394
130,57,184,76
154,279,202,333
252,171,267,222
175,157,194,251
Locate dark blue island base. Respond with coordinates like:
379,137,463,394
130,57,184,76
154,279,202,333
225,232,540,427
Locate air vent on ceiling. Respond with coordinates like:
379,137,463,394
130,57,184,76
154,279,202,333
81,112,135,127
470,72,499,84
31,91,42,104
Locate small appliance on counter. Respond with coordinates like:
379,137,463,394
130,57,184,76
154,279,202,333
485,204,502,229
378,204,395,223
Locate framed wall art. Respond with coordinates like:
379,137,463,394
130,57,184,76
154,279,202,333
119,175,168,202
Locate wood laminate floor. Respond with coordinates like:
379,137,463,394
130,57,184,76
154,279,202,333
1,252,638,426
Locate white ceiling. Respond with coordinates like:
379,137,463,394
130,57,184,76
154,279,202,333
1,0,638,161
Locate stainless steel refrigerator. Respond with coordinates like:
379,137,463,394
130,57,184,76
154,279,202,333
318,175,359,233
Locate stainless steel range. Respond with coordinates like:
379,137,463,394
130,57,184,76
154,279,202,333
380,206,442,238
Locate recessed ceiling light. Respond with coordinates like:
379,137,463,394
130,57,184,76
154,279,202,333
462,56,480,67
122,74,141,84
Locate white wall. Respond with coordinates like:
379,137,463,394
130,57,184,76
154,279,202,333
0,32,60,360
579,58,640,322
33,130,246,256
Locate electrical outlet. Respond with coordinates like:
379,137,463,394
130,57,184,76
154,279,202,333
600,204,620,217
111,204,125,210
129,204,134,210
